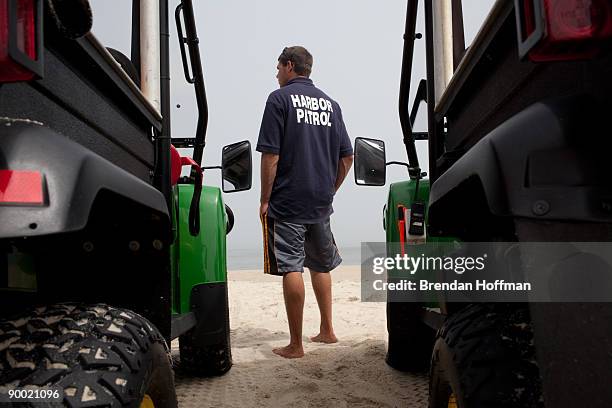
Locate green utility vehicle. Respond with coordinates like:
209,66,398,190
0,0,250,406
355,0,612,407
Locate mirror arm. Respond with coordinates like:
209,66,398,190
202,165,222,170
386,161,409,168
385,161,427,180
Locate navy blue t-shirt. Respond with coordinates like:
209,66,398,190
257,77,353,223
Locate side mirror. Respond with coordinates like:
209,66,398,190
354,137,386,186
222,140,252,193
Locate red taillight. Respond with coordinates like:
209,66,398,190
0,169,43,205
0,0,42,82
516,0,612,61
546,0,612,39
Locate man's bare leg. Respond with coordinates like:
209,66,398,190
273,271,305,358
310,270,338,343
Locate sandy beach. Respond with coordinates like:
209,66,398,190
172,266,428,407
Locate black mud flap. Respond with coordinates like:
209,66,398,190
189,282,229,346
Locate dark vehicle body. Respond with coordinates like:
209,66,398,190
355,0,612,407
0,1,251,405
0,9,171,335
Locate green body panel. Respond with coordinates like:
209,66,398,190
385,179,459,306
171,184,228,314
384,180,430,243
384,179,438,306
384,179,457,246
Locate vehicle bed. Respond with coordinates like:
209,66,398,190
437,0,612,173
0,30,160,181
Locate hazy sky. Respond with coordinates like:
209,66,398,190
90,0,495,250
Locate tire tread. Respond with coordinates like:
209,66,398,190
430,304,543,408
0,303,172,408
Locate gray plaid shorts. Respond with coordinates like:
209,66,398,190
261,215,342,276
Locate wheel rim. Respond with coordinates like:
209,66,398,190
447,393,458,408
140,394,155,408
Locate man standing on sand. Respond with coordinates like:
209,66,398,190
257,46,354,359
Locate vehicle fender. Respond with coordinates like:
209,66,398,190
175,184,227,314
0,121,168,238
428,96,612,235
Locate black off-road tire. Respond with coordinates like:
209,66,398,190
429,304,543,408
179,283,232,376
386,302,435,372
0,303,177,408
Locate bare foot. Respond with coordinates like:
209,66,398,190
272,344,305,359
310,333,338,343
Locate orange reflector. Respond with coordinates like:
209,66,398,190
0,169,43,204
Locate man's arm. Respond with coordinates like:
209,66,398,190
335,155,354,192
260,153,279,217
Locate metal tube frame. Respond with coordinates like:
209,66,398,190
176,0,209,168
425,0,443,183
157,0,171,211
398,0,423,180
140,0,161,112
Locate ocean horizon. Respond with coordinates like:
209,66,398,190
227,246,361,271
